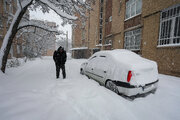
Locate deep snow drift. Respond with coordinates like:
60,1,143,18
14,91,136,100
0,57,180,120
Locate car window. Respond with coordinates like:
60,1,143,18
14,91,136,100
100,55,106,57
96,56,110,70
89,56,97,60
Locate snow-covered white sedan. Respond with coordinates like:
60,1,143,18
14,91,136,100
80,49,159,97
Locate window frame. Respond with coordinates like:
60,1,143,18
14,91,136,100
98,0,104,45
124,28,142,51
158,4,180,47
0,17,3,27
125,0,142,20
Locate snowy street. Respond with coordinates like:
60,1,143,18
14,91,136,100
0,57,180,120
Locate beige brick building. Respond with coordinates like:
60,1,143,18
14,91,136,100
73,0,180,77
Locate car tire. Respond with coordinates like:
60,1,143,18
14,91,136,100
86,75,90,79
105,80,119,94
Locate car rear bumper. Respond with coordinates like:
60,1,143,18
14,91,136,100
115,80,159,97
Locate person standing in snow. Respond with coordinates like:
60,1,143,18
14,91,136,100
53,46,67,79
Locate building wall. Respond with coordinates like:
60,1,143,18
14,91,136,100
103,0,112,50
142,0,179,17
105,0,112,36
88,1,100,49
72,14,83,48
142,0,180,76
124,15,142,30
112,0,125,49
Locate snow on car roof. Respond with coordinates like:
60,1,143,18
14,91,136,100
94,49,155,70
95,49,140,61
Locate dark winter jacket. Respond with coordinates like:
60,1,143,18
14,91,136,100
53,47,67,65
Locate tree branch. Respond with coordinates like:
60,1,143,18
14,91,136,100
17,21,63,35
39,0,77,20
17,0,22,10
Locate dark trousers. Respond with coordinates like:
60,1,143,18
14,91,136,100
56,64,66,79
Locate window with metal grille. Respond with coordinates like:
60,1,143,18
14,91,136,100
0,17,3,27
98,0,104,44
0,17,3,38
158,4,180,46
125,0,142,20
124,28,141,50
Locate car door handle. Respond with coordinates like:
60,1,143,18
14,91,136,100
104,71,106,73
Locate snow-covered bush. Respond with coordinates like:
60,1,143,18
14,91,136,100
6,57,26,68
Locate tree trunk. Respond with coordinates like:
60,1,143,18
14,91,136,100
1,2,32,73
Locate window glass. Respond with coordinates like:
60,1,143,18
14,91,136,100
136,0,142,14
100,33,102,39
109,16,112,22
125,0,142,19
100,13,103,19
100,28,102,33
124,28,141,50
131,3,135,16
100,19,103,25
126,6,130,19
0,18,2,27
100,7,103,12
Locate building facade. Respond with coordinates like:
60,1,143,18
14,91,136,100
72,0,180,77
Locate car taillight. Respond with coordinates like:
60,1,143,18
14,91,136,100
127,71,132,82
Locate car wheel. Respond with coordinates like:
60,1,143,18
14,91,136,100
106,80,119,94
86,75,90,79
80,68,84,75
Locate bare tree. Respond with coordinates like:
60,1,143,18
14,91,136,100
23,24,58,58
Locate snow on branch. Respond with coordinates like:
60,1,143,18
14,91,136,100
39,0,77,20
18,0,32,8
18,20,64,35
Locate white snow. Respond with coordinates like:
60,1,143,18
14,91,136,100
70,47,88,50
0,57,180,120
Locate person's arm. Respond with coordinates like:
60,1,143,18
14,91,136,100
64,51,67,63
53,51,56,61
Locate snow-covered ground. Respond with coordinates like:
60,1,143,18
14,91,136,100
0,57,180,120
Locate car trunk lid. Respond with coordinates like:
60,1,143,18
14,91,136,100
130,61,158,86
